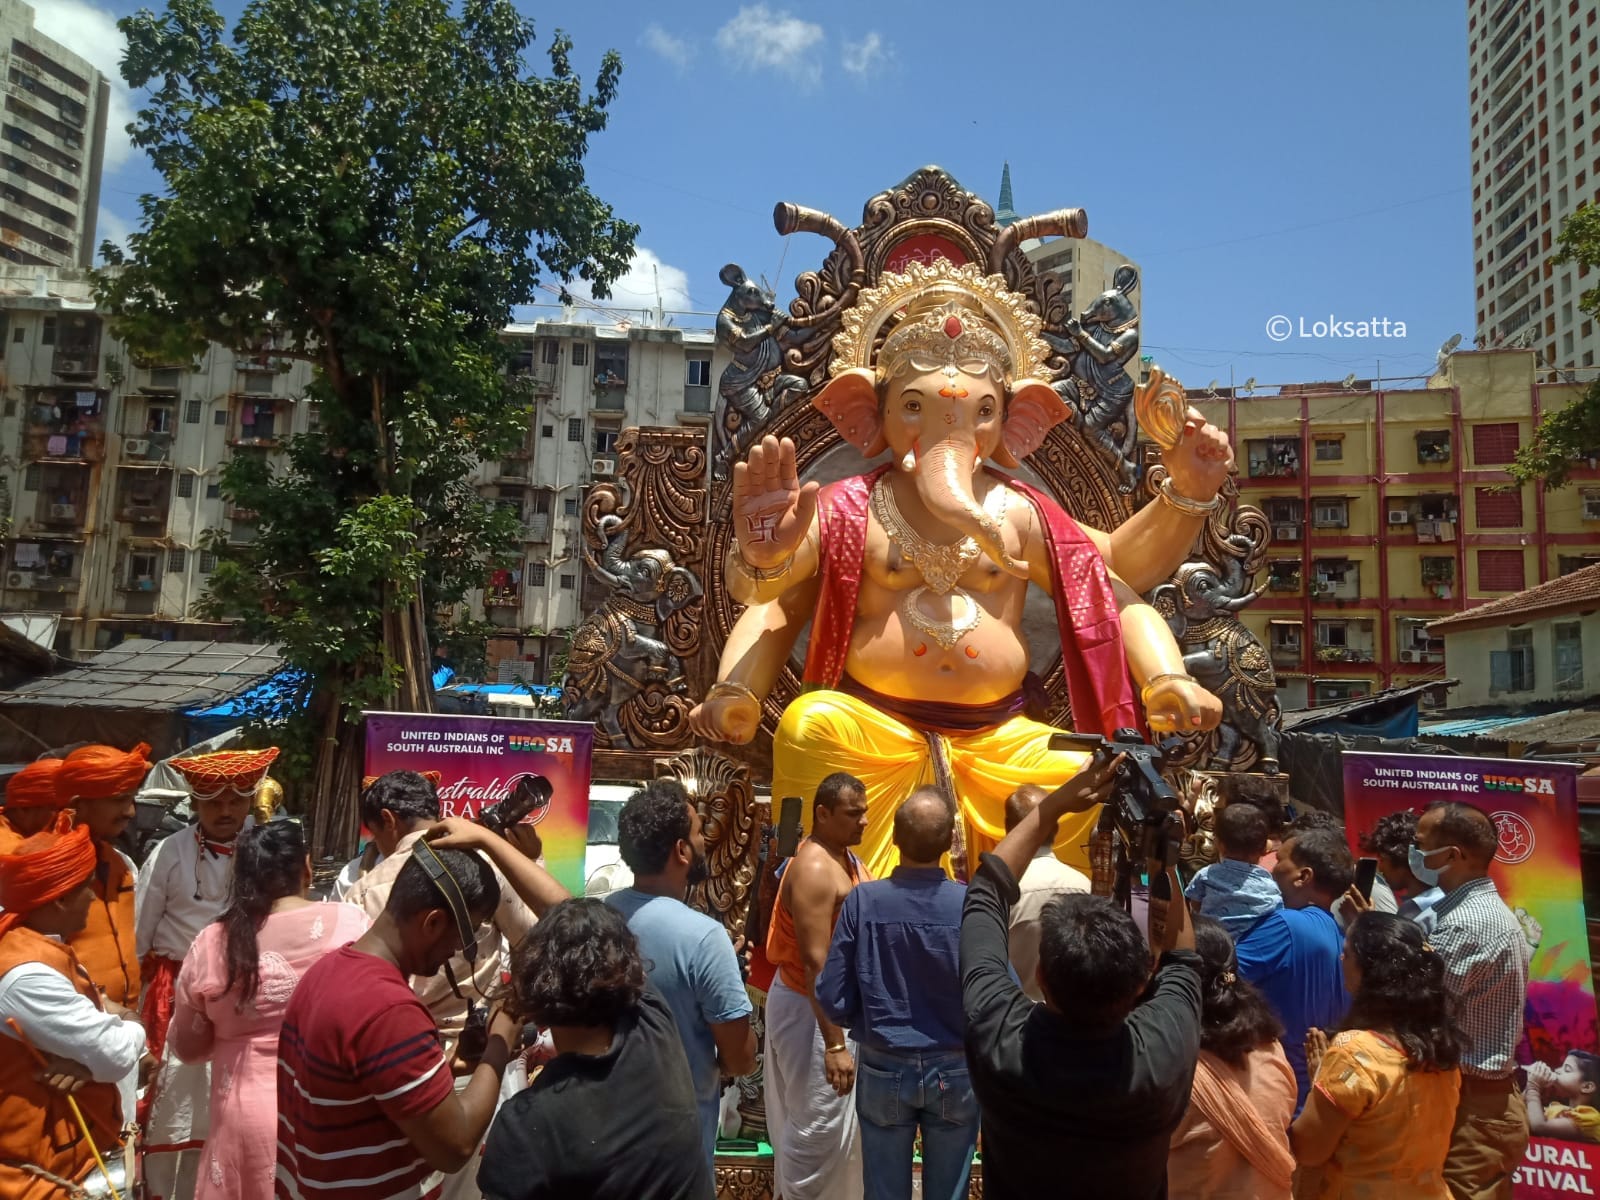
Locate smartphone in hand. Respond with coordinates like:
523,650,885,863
1354,856,1379,902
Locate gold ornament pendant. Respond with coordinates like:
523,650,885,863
901,585,983,651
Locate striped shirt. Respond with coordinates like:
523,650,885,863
1429,876,1530,1079
275,943,455,1200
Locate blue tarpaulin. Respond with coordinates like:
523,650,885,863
180,669,308,742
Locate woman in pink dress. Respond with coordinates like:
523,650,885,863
168,820,370,1200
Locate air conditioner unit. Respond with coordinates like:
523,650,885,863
6,572,33,589
1387,510,1411,524
1273,525,1299,541
123,437,150,458
1399,649,1418,663
49,504,76,520
592,456,616,476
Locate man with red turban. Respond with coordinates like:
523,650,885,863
57,742,151,1009
138,746,279,1200
0,819,149,1200
0,758,65,853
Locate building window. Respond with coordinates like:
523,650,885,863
529,562,547,587
214,409,227,425
23,465,39,491
206,482,221,499
572,343,589,367
1311,498,1349,528
594,426,619,454
1246,437,1300,479
199,551,217,574
1269,621,1302,651
566,418,582,442
41,317,55,346
539,339,560,365
687,358,713,387
1415,430,1451,463
10,322,22,344
177,475,195,498
1267,560,1302,592
560,573,576,590
541,424,554,439
1477,548,1526,591
1316,620,1348,648
563,497,579,517
167,548,186,572
1491,628,1535,693
306,405,321,432
1313,437,1343,462
532,490,552,515
1554,621,1584,692
595,346,628,386
1560,554,1600,575
1311,558,1359,598
1582,488,1600,520
1473,486,1524,527
1313,680,1371,705
1421,556,1455,596
1471,421,1521,464
184,399,202,424
145,406,174,434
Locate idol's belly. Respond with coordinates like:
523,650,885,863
843,602,1031,704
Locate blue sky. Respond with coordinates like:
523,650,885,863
45,0,1472,390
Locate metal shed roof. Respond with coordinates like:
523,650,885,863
0,640,284,712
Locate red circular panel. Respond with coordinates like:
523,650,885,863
883,234,969,275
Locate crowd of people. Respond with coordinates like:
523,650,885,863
0,740,1546,1200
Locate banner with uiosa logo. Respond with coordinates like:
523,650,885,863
1342,750,1592,1199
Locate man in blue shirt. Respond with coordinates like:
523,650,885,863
816,787,974,1200
1236,826,1353,1109
606,779,756,1166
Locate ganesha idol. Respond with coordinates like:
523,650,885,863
688,260,1234,876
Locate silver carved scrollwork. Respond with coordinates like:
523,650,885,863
712,264,809,483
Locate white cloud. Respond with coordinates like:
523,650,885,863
641,24,693,71
32,0,137,171
715,5,824,87
93,205,130,261
562,248,695,325
841,32,886,78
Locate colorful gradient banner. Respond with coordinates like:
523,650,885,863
362,712,594,895
1341,751,1594,1199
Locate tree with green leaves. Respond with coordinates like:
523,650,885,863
98,0,637,858
1508,204,1600,489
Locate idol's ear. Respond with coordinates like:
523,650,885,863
813,368,886,457
993,378,1070,467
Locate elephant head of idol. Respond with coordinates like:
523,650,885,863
813,259,1069,579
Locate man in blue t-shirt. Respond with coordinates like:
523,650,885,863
605,780,756,1165
1235,826,1353,1109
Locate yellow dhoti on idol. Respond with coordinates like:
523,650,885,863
773,689,1096,879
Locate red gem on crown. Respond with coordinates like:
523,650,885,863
943,315,963,339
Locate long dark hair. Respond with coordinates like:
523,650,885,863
1193,916,1284,1068
221,822,306,1003
1340,912,1464,1072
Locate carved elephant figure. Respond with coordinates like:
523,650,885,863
1152,552,1280,772
712,263,809,483
564,516,704,743
1046,265,1142,491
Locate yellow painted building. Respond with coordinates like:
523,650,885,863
1189,349,1599,710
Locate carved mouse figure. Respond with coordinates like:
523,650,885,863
712,264,808,482
1046,265,1142,491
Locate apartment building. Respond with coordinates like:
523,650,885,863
0,266,316,653
1191,349,1600,710
996,165,1144,324
1468,0,1600,366
0,0,111,268
479,318,722,684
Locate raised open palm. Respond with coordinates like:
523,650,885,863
732,435,820,569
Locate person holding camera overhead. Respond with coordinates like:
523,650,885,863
959,750,1201,1200
342,772,570,1200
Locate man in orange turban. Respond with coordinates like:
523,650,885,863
0,758,65,853
57,742,152,1009
0,819,149,1200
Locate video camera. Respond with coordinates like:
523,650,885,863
1047,728,1185,867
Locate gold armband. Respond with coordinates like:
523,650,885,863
729,539,796,584
1140,672,1197,703
705,680,759,708
1156,477,1221,518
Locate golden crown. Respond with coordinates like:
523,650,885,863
829,258,1050,384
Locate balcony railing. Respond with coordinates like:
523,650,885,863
116,504,168,526
485,588,521,608
1270,645,1303,667
1314,646,1375,664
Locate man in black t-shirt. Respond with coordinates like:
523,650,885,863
478,898,712,1200
959,752,1202,1200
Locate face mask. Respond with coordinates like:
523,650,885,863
1408,843,1450,887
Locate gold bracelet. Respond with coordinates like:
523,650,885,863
705,680,759,707
729,539,796,583
824,1043,847,1054
1141,672,1197,700
1156,476,1221,518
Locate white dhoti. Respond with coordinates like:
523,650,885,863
435,1058,528,1200
764,976,862,1200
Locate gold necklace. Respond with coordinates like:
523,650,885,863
869,476,1008,595
901,584,983,650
